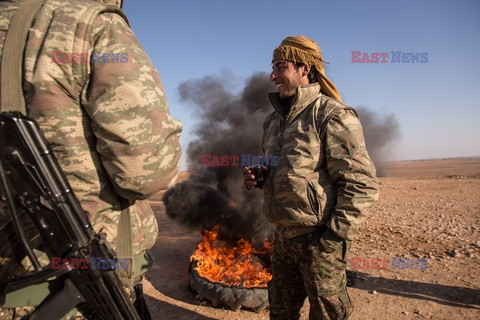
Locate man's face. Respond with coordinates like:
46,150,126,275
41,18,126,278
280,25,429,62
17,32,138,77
270,59,309,99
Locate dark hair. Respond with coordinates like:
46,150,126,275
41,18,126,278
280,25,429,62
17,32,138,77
295,62,318,84
307,67,317,83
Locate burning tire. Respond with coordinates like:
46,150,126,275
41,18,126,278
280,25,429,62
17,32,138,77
189,260,269,313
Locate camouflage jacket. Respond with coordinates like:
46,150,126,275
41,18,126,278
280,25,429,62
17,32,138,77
0,0,182,255
262,83,378,241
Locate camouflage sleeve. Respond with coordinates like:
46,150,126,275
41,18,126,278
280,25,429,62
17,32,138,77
82,12,182,200
323,108,379,242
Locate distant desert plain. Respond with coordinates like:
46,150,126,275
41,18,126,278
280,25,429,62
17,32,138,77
143,157,480,320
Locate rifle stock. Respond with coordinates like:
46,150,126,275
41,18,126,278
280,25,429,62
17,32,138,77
0,111,141,319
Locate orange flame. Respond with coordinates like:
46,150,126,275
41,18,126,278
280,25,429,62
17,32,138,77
191,225,273,288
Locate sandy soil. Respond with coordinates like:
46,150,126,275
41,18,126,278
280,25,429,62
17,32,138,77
143,157,480,320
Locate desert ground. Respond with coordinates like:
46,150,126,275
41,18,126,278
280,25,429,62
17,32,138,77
143,157,480,320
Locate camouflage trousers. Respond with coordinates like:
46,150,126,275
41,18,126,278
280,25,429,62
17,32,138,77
268,229,353,320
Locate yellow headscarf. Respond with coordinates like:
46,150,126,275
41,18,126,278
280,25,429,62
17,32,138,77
272,35,342,101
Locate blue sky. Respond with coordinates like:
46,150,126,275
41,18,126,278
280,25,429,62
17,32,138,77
123,0,480,170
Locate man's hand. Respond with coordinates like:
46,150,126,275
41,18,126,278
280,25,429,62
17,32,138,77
243,166,267,190
244,166,257,190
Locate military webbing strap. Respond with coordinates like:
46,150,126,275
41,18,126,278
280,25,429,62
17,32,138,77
117,200,135,286
0,0,46,114
117,205,152,287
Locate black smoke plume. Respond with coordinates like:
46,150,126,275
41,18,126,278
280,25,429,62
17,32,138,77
162,72,276,247
355,107,401,176
162,72,400,245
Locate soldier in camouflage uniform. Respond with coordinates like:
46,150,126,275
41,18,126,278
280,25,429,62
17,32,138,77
244,35,379,319
0,0,181,318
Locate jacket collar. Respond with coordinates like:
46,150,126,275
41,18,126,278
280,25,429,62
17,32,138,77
268,83,322,122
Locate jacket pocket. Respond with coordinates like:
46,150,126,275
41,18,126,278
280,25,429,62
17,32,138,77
307,179,332,224
306,180,321,219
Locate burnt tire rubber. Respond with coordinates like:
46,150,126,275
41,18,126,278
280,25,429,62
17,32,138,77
189,261,269,313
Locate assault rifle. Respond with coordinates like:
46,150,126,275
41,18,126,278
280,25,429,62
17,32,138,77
0,111,141,319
